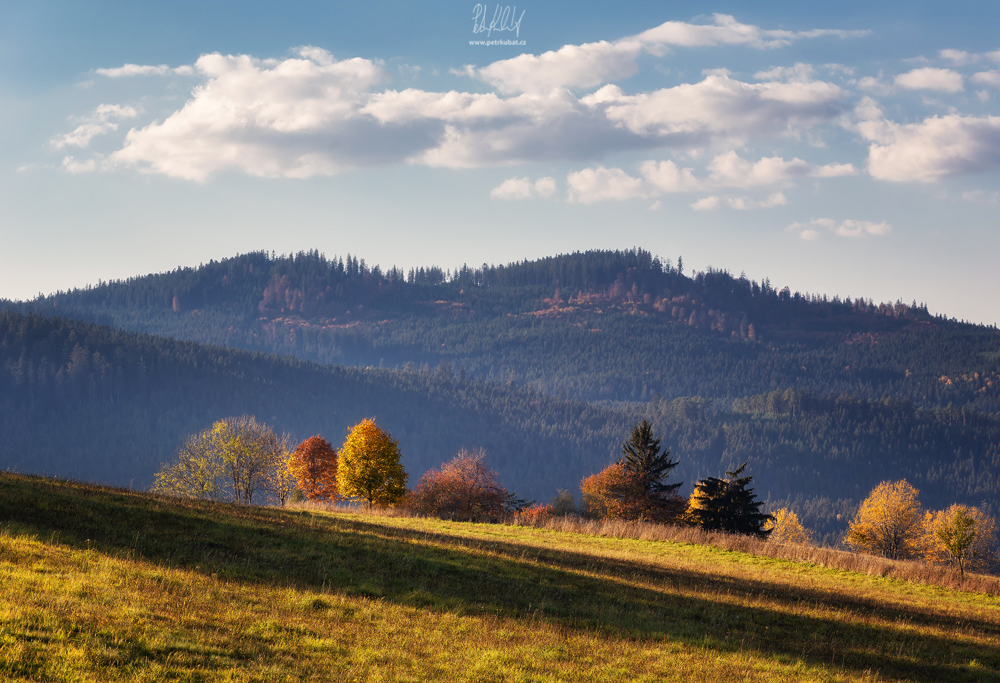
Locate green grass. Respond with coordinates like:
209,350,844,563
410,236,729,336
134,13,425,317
1,473,998,682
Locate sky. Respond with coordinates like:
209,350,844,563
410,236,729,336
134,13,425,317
2,1,1000,323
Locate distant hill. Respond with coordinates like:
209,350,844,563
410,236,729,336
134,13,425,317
3,310,1000,543
11,248,1000,410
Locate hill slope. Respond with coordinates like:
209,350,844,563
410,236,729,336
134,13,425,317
13,248,1000,409
1,473,998,682
4,309,1000,540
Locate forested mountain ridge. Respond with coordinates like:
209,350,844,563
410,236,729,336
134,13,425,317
3,310,1000,543
10,248,1000,410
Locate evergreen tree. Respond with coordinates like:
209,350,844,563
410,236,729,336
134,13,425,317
619,419,685,521
690,462,772,538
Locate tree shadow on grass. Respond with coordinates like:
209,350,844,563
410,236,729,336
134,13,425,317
2,474,998,682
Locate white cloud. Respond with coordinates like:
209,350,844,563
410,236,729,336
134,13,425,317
51,104,138,149
566,166,648,203
638,159,701,192
894,67,964,93
724,191,787,209
972,70,1000,88
856,99,1000,181
95,64,193,77
592,75,845,144
787,217,890,238
91,43,849,180
490,176,556,200
690,196,720,210
962,189,999,204
754,63,816,83
706,150,854,187
61,156,97,173
464,14,867,95
561,150,852,203
649,200,662,210
689,192,786,210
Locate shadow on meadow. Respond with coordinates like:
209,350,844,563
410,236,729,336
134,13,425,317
2,473,998,682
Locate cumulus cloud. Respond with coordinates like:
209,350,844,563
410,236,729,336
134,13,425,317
590,75,845,144
787,217,891,238
705,150,854,187
972,71,1000,88
566,166,648,203
939,49,975,66
82,45,849,181
490,176,556,199
95,64,193,77
51,104,138,149
561,149,853,204
689,192,787,210
894,67,964,93
855,98,1000,181
61,156,97,173
463,14,867,94
690,196,721,210
754,63,817,83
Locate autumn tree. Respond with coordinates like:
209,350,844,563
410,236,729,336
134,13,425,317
153,415,287,505
406,449,507,520
689,462,772,538
580,462,646,520
764,508,812,545
152,429,226,501
212,415,287,505
845,480,923,559
337,418,408,507
267,447,298,506
619,420,686,522
288,435,339,501
921,504,997,578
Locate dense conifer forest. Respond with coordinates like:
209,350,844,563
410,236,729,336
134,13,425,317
11,249,1000,411
5,246,1000,544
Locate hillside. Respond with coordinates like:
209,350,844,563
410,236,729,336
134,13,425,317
4,309,1000,540
12,248,1000,410
1,473,998,682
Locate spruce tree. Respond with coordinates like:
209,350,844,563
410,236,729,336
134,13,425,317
619,420,685,521
690,462,772,538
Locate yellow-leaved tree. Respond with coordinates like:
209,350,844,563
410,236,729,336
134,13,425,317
920,504,997,578
337,418,408,507
764,508,812,545
845,480,923,559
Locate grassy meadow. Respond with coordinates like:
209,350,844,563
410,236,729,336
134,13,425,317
1,473,999,682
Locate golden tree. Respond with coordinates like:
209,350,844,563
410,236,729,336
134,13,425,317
764,508,812,545
288,435,339,501
921,504,997,578
337,418,408,507
845,480,923,559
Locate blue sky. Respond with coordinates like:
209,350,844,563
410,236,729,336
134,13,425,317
3,1,1000,323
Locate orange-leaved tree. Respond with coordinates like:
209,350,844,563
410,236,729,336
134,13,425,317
288,435,339,501
921,504,997,578
406,449,507,520
337,418,408,507
580,462,646,520
845,480,923,559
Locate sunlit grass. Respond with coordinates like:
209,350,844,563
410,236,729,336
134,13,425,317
1,473,998,681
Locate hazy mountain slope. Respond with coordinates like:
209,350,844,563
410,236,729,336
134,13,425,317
3,310,1000,543
12,249,1000,410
